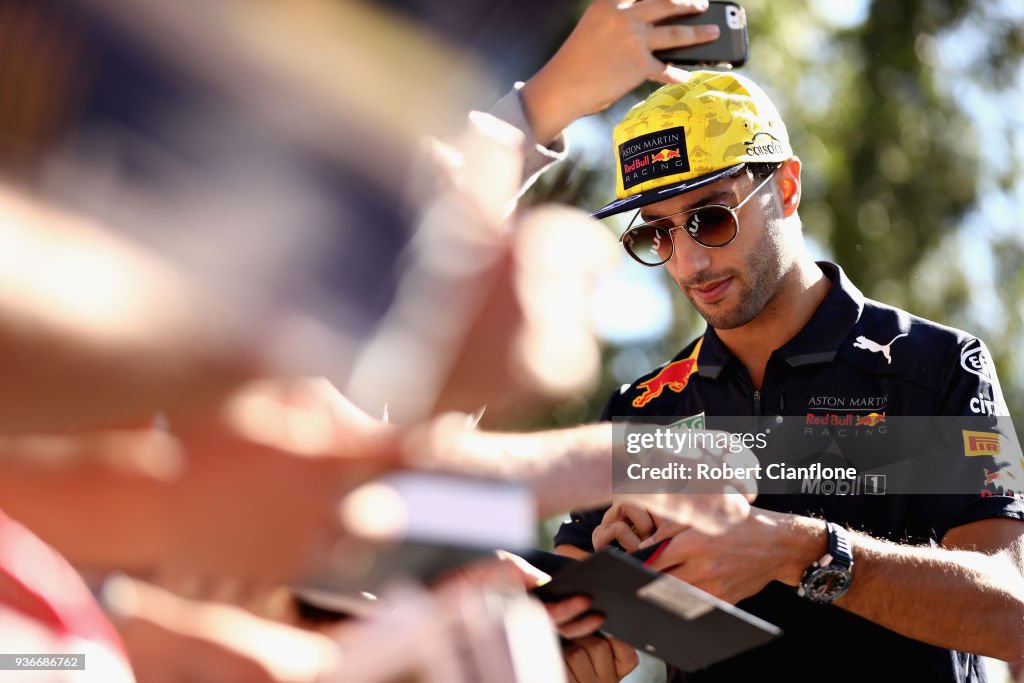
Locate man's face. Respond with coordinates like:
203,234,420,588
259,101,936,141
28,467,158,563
640,169,788,330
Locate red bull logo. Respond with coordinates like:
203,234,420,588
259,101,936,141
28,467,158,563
650,148,682,163
632,339,702,408
805,413,854,426
855,412,886,427
984,468,1001,485
623,155,649,174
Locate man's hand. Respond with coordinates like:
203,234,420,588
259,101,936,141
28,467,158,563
646,507,817,605
564,633,639,683
593,500,686,552
598,428,759,552
627,489,754,543
520,0,719,145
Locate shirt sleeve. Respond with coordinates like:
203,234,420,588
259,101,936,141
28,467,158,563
933,336,1024,534
552,506,609,552
487,83,567,195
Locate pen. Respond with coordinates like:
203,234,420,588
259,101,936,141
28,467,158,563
642,539,672,568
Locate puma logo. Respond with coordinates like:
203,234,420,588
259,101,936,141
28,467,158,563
853,334,909,364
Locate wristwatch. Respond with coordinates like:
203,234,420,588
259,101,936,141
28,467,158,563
797,521,854,603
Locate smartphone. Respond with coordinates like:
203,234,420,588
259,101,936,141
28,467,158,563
296,471,535,593
654,1,748,68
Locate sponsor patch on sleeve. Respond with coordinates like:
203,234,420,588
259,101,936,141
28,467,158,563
961,340,995,383
963,430,1001,457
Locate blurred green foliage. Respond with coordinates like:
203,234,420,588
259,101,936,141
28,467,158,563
516,0,1024,428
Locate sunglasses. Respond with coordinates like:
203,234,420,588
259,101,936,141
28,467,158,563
619,165,780,266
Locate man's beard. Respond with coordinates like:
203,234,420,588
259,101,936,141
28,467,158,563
681,226,785,331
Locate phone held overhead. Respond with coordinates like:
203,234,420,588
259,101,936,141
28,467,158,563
655,1,748,68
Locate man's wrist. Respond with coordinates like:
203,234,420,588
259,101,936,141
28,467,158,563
520,68,588,148
756,510,829,587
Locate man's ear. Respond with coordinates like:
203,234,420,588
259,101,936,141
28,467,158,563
778,157,801,218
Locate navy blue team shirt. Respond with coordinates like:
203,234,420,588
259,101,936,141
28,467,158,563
554,262,1024,682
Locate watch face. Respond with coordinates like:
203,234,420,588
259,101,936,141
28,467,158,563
804,566,852,602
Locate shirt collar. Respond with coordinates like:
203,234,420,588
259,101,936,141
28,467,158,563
696,261,865,379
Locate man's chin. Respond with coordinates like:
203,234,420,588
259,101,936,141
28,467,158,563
701,313,744,330
689,299,755,331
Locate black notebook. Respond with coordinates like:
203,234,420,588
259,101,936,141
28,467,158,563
529,549,781,672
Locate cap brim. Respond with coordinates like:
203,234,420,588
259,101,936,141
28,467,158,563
591,164,746,219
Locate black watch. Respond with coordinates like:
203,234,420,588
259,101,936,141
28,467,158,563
797,522,854,603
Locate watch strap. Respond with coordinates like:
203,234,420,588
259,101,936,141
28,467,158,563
825,522,853,570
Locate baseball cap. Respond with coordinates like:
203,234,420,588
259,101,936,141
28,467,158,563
593,70,792,219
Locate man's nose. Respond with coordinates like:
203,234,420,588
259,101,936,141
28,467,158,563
667,229,712,280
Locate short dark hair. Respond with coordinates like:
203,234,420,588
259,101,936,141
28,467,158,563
746,161,783,181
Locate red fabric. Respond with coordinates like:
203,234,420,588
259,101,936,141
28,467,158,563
0,510,128,659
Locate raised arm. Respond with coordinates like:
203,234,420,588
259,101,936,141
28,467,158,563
520,0,719,146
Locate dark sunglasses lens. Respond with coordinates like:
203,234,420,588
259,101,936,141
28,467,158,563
684,207,737,247
624,225,673,265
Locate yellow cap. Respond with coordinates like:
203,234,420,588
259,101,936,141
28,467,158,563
594,71,791,218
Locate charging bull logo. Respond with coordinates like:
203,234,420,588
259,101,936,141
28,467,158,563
855,412,886,427
650,148,682,163
632,339,703,408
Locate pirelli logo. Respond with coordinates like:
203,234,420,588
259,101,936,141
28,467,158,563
963,430,1001,457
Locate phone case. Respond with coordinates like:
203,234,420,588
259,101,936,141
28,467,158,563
654,1,748,68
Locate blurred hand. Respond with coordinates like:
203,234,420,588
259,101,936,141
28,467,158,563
0,184,257,435
564,633,639,683
144,570,299,626
351,110,615,423
0,378,401,580
0,429,189,570
156,377,402,580
108,576,340,683
521,0,719,144
441,551,606,639
442,552,610,671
